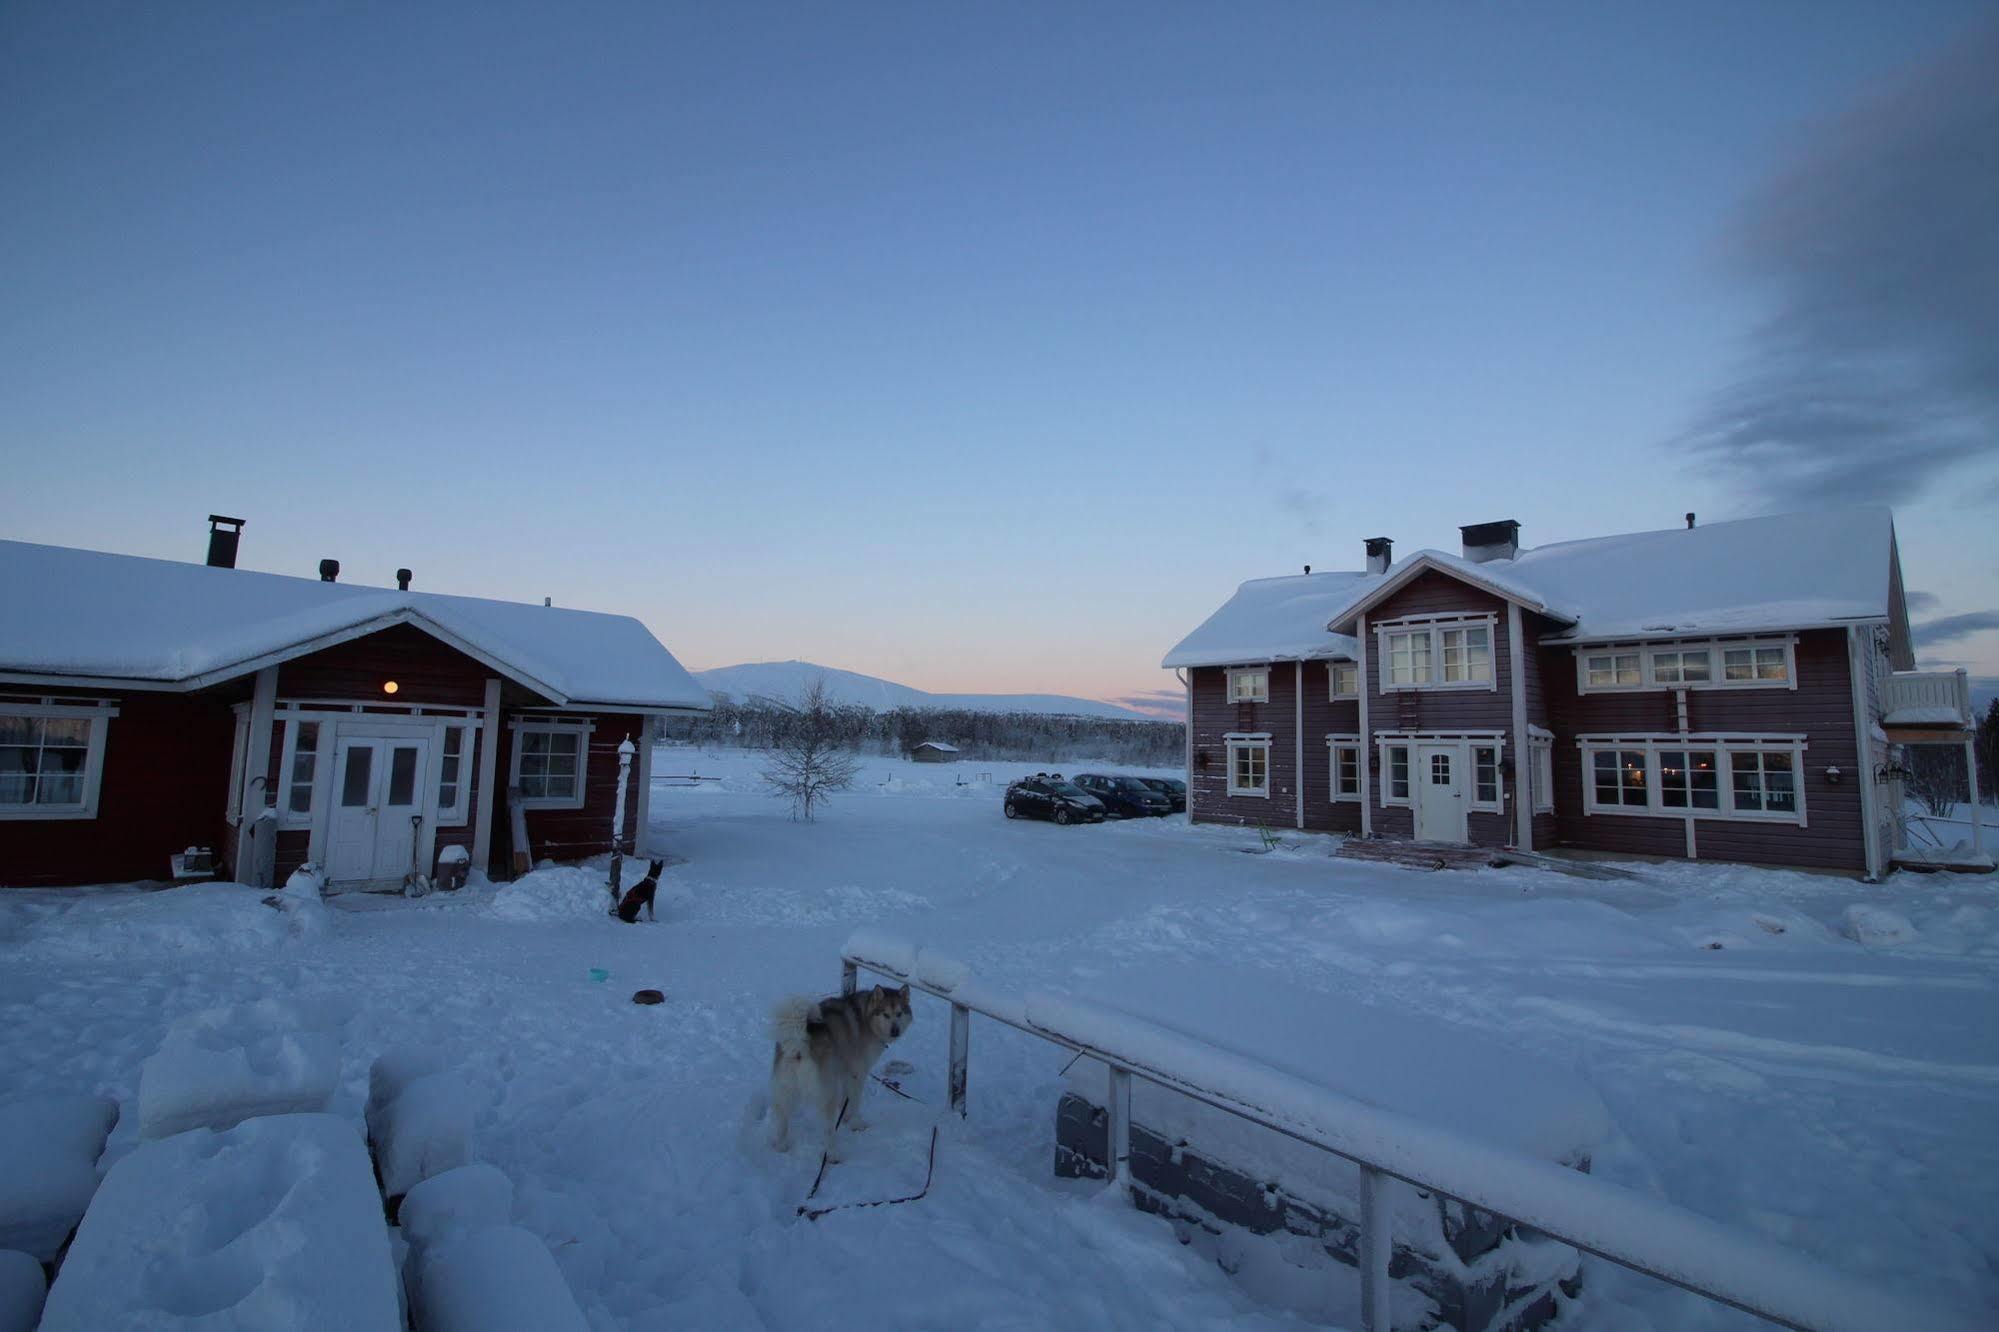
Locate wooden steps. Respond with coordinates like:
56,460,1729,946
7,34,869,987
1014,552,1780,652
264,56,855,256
1335,838,1504,872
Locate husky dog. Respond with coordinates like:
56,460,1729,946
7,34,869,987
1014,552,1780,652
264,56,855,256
768,985,915,1158
610,859,665,923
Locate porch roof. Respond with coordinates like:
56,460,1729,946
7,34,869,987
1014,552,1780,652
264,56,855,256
0,539,712,711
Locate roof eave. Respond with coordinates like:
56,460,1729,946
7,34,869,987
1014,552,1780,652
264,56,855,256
1326,554,1576,634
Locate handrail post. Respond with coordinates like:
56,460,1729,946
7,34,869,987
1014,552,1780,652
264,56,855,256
949,1003,970,1117
1107,1067,1132,1196
840,960,857,996
1359,1165,1392,1331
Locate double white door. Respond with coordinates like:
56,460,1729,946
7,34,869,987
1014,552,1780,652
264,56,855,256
327,735,431,886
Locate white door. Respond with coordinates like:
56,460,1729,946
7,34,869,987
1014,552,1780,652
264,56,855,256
1414,744,1466,844
326,737,431,887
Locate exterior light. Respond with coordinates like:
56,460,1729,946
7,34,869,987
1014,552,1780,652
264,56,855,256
383,680,400,695
1824,765,1843,785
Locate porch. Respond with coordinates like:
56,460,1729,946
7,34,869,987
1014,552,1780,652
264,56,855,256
1880,669,1988,873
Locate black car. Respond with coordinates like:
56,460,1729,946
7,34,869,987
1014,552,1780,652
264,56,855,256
1003,774,1107,825
1135,776,1186,813
1073,773,1173,818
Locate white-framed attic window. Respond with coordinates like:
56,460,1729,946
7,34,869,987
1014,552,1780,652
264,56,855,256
0,699,117,822
1227,667,1270,704
1575,637,1796,695
510,719,593,809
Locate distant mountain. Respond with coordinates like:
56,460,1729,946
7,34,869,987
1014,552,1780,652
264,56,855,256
694,660,1158,721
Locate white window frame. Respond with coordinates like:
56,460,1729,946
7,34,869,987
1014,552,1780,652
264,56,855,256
1380,742,1413,807
1576,734,1807,826
1226,667,1270,705
1530,729,1555,814
509,719,594,810
275,717,327,829
1469,743,1504,813
1325,735,1362,802
0,699,117,822
434,721,474,826
1574,637,1798,695
225,702,251,827
1375,615,1497,693
1328,662,1360,700
1224,732,1271,798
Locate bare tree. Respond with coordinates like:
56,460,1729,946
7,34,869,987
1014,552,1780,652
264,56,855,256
1903,745,1963,818
760,678,861,820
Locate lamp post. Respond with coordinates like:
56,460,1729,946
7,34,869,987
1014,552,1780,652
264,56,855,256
609,733,635,904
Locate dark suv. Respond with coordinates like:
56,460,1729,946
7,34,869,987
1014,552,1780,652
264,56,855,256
1072,773,1173,818
1135,776,1186,813
1003,774,1107,825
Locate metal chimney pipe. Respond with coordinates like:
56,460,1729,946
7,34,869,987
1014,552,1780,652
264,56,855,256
319,559,340,583
1686,512,1697,529
396,568,412,591
205,515,245,569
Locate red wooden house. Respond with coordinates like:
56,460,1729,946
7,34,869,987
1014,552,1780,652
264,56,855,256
1,521,711,890
1164,508,1985,878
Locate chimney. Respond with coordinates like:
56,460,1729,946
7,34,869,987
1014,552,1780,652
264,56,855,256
319,558,340,583
1459,519,1520,564
1685,512,1696,529
396,568,412,591
1364,537,1393,576
205,515,245,569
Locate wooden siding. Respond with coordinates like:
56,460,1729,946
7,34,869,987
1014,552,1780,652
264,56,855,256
1544,629,1865,872
490,712,646,872
1186,663,1361,835
277,622,492,707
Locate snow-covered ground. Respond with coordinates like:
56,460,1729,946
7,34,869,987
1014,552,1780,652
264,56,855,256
4,748,1996,1329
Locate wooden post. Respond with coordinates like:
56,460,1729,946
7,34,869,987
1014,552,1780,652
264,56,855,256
470,679,502,877
1966,736,1984,855
948,1003,969,1117
1359,1165,1393,1331
608,733,634,904
233,666,278,886
840,960,858,996
1107,1067,1132,1196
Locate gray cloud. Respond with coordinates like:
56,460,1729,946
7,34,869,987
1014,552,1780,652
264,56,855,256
1676,19,1999,506
1112,688,1186,720
1912,610,1999,648
1906,589,1942,613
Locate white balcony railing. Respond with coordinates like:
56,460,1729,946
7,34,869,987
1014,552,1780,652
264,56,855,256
1882,669,1972,728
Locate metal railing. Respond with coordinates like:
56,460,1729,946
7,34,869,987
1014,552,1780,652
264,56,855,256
841,936,1976,1332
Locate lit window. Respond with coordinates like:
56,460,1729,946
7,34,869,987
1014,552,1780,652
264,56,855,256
1441,627,1492,684
1651,649,1712,685
1658,750,1720,810
1386,632,1432,686
1229,669,1270,704
1730,749,1797,813
1329,663,1359,699
1725,646,1789,683
1586,653,1642,688
1579,738,1806,823
1591,749,1649,808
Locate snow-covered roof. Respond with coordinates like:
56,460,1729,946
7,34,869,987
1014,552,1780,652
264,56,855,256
1166,508,1896,668
1161,570,1373,669
0,540,712,711
913,740,960,752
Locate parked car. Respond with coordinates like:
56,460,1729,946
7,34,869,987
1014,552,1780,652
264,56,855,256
1073,773,1173,818
1003,774,1107,825
1135,776,1186,813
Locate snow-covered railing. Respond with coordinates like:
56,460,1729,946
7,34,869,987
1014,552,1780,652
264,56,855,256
1882,668,1972,728
840,929,1977,1332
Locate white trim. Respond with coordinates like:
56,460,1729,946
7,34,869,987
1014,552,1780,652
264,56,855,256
508,718,592,810
1468,742,1505,814
1356,615,1372,837
1375,616,1498,693
433,720,474,826
275,716,327,828
233,666,279,883
1377,740,1414,808
1224,734,1271,798
1530,736,1555,814
1375,728,1508,742
181,610,569,703
1225,665,1271,704
1294,661,1304,829
1576,736,1809,826
1328,553,1574,632
1575,636,1799,695
1324,736,1363,802
0,701,115,821
633,715,656,856
471,678,502,875
1544,617,1887,647
225,702,250,828
1846,626,1883,880
1507,602,1532,851
1328,661,1360,700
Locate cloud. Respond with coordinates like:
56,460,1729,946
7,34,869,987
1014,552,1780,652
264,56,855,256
1912,610,1999,648
1906,589,1942,614
1112,688,1186,720
1674,18,1999,506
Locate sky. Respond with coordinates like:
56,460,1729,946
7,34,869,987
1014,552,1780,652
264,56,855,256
4,1,1996,718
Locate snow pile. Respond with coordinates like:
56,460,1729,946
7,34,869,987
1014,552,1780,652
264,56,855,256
1841,904,1919,947
281,864,324,901
14,884,292,958
136,1000,339,1140
485,864,621,923
397,1164,514,1250
0,1251,44,1332
0,1094,118,1262
39,1113,399,1331
370,1071,477,1204
413,1224,589,1332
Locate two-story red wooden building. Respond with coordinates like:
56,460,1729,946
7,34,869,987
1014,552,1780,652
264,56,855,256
1,523,710,890
1165,508,1982,878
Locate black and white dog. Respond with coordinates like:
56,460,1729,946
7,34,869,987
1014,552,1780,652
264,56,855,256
611,859,666,923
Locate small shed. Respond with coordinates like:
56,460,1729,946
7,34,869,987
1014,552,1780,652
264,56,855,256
909,741,960,764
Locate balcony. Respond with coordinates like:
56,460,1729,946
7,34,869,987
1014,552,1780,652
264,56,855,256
1881,668,1973,733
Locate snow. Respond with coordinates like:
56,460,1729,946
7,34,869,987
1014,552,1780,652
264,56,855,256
0,538,710,710
4,748,1995,1329
1841,904,1919,946
438,844,471,865
136,999,339,1139
1883,705,1972,726
913,740,960,753
412,1226,589,1332
697,658,1152,720
0,1093,117,1262
1162,570,1370,668
0,1251,43,1332
371,1072,477,1201
397,1165,515,1250
39,1113,399,1331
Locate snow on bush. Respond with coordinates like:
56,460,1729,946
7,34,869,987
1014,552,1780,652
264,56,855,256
1842,904,1919,947
371,1072,476,1203
412,1225,588,1332
39,1113,399,1331
397,1164,514,1251
136,1000,338,1140
0,1094,119,1262
0,1251,44,1332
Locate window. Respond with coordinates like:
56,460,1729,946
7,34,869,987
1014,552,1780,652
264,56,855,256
511,722,592,809
1591,749,1650,808
1651,649,1710,686
1724,646,1789,684
1441,627,1493,684
1384,745,1411,804
1328,740,1361,801
1530,737,1554,813
1329,663,1359,699
1377,617,1496,691
1578,737,1806,823
1228,668,1269,704
226,706,250,825
1471,745,1501,811
436,723,472,825
0,704,113,821
1225,736,1270,797
1385,631,1432,686
286,723,319,816
1586,653,1642,688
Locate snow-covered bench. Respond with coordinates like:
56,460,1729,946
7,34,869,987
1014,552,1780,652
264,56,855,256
396,1165,589,1331
39,1113,399,1330
0,1093,118,1265
135,999,338,1140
